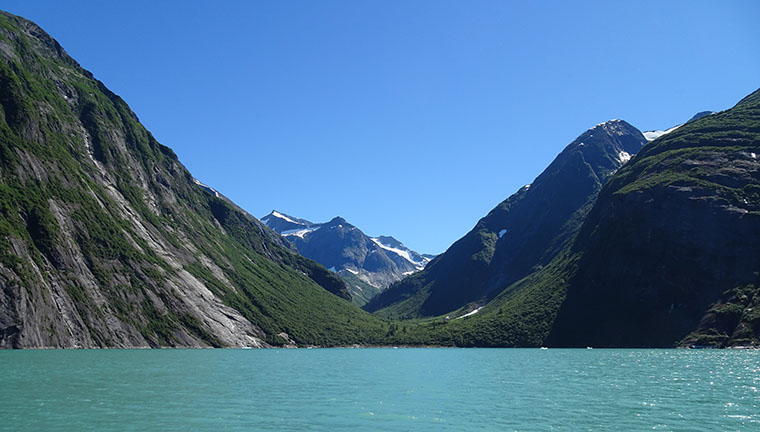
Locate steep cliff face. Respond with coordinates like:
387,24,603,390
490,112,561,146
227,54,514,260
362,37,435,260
367,120,646,318
547,90,760,347
0,11,382,348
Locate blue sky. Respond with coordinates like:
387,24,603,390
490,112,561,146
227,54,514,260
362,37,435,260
4,1,759,254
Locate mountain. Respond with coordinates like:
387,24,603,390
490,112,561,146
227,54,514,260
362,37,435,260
390,89,760,348
258,210,314,234
547,91,760,347
365,120,648,318
261,211,432,305
0,11,388,348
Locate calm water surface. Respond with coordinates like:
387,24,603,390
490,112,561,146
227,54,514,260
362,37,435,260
1,348,758,431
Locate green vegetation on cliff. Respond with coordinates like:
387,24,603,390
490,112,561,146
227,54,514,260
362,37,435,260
0,11,386,348
367,120,647,320
1,9,758,349
385,89,760,348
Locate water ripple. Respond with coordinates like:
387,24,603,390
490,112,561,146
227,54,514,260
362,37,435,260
0,348,759,431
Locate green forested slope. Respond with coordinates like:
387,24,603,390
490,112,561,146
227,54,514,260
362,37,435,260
388,88,760,348
367,120,646,319
0,11,386,348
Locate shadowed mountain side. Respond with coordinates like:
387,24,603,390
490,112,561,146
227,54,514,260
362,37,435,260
366,120,646,318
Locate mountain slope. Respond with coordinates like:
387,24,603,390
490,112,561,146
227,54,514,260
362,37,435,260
0,11,386,348
547,89,760,347
261,211,431,305
392,88,760,348
366,120,647,318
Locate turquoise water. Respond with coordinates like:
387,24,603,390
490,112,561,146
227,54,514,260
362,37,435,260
0,349,758,431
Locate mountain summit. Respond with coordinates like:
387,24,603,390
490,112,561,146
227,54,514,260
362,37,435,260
261,211,432,305
366,119,647,318
385,89,760,348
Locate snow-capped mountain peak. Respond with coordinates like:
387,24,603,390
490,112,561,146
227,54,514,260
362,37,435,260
260,211,435,305
270,210,300,225
260,210,314,233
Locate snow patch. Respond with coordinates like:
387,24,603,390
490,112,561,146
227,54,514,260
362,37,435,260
281,226,320,238
371,238,429,269
193,178,220,197
498,229,507,238
618,150,631,164
271,211,299,225
328,266,336,272
594,119,620,128
643,125,681,142
456,307,483,319
751,153,757,159
345,268,359,275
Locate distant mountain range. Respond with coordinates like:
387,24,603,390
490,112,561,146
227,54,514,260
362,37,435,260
261,211,434,305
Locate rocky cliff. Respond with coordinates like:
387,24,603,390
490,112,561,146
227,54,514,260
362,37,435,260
0,11,385,348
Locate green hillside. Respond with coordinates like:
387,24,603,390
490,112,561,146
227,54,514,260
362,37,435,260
387,88,760,348
367,120,646,319
0,11,387,348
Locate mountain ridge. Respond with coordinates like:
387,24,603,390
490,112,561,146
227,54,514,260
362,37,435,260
0,10,386,348
261,210,432,305
365,119,647,318
385,88,760,348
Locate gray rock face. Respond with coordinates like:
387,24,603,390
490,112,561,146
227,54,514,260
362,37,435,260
0,11,365,348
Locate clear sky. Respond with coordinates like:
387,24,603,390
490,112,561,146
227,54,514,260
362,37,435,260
3,1,759,254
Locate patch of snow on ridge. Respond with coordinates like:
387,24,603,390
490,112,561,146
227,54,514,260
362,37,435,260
498,229,507,238
344,268,359,275
281,226,320,238
371,238,429,269
456,307,483,319
271,211,300,225
593,119,621,128
618,151,631,164
751,152,757,159
193,178,220,197
643,125,681,142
